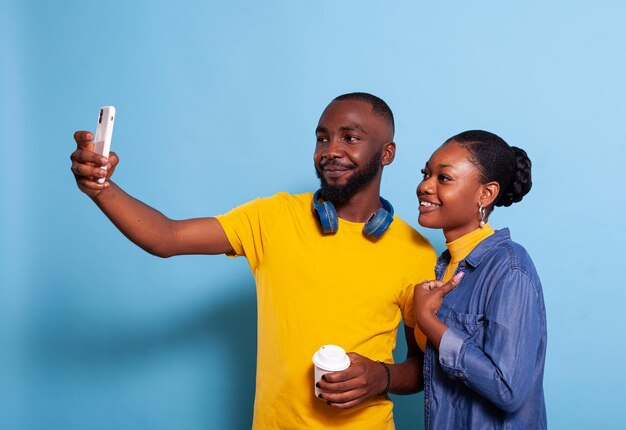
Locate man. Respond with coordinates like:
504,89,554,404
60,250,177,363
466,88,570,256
70,93,437,429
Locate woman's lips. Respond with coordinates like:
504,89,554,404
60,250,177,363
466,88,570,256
418,200,441,213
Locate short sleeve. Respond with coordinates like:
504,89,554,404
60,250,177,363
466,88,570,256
215,195,281,271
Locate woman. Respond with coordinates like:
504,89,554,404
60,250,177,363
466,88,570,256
413,130,547,429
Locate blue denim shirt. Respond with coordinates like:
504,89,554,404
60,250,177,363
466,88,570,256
423,229,547,429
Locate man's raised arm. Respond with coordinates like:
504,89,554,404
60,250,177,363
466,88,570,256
70,131,233,257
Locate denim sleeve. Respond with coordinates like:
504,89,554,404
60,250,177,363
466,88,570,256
438,268,544,413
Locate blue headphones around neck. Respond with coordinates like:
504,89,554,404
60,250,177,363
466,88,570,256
312,189,394,239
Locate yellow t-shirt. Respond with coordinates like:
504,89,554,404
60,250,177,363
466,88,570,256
216,192,436,430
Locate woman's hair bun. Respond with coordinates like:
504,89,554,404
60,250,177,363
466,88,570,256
495,146,532,207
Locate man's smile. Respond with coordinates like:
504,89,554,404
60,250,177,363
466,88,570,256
319,160,355,179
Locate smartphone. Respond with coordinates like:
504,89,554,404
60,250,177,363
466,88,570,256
94,106,116,184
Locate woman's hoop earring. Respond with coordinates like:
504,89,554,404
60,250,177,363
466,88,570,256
478,205,486,228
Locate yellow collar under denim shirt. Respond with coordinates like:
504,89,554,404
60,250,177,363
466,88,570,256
442,223,495,281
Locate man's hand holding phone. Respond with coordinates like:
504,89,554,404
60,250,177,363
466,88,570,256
70,106,119,197
71,130,119,197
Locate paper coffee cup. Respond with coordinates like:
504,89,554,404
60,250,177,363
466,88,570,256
312,344,350,397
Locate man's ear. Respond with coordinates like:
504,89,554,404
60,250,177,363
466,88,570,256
381,141,396,166
480,181,500,207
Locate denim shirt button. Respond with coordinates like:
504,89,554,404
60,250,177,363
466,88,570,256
424,367,430,373
458,371,465,378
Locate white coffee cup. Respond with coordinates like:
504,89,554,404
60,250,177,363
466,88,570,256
312,344,351,397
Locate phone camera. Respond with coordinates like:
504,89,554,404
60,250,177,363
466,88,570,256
98,109,103,124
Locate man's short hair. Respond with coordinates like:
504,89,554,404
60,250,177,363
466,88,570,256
332,92,395,136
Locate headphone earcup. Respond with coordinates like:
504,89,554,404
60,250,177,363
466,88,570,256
313,198,339,234
363,207,394,238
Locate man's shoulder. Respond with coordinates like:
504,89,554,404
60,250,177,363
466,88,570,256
391,215,431,243
271,191,314,204
235,191,313,210
256,192,313,215
388,215,436,256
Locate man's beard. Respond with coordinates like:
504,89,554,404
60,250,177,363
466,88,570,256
315,150,382,204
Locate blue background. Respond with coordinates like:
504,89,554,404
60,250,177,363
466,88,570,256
2,1,625,429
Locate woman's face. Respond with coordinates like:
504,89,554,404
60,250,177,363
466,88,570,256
416,140,489,242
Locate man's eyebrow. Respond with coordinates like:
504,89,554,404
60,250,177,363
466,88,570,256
316,124,367,134
315,126,328,134
340,124,366,134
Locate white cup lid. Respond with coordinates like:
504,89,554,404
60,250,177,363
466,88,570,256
312,344,350,371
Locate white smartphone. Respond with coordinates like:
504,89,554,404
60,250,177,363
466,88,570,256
93,105,116,184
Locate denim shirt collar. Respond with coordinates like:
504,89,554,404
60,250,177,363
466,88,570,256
435,228,511,278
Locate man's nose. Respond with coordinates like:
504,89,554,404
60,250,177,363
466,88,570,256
323,137,344,159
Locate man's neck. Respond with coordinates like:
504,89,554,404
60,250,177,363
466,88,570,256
332,185,383,223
